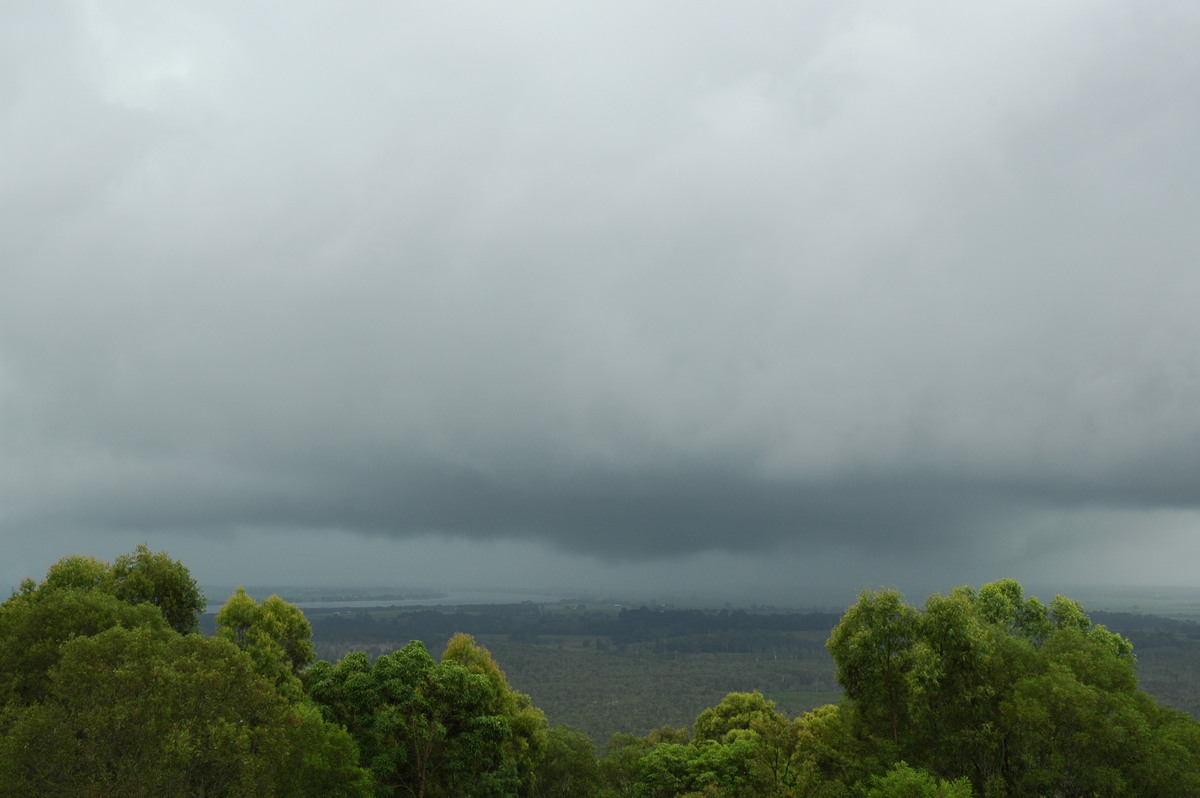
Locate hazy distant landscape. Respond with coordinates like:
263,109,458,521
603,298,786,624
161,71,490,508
202,583,1200,744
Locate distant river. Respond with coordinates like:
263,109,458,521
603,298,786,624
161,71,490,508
204,590,565,615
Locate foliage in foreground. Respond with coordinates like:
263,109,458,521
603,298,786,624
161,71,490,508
0,547,370,797
2,548,1199,796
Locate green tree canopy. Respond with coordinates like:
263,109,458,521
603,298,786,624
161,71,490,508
0,582,168,705
0,625,370,797
308,637,548,798
442,632,548,793
216,587,315,700
531,725,601,798
3,545,204,640
692,691,785,744
826,578,1200,796
866,762,972,798
109,543,207,633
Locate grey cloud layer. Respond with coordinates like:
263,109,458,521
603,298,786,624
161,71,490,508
3,2,1199,562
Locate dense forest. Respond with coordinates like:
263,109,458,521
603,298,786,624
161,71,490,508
3,547,1200,796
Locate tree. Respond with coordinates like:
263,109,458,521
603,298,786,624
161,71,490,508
109,543,207,634
0,584,168,705
531,725,601,798
599,732,654,797
692,691,784,744
826,579,1200,796
216,587,315,700
866,762,972,798
36,554,110,593
17,546,206,635
790,703,878,797
691,691,798,795
594,694,797,798
0,548,372,796
826,588,917,753
276,702,375,798
0,625,370,797
441,632,548,795
308,638,547,798
0,545,205,692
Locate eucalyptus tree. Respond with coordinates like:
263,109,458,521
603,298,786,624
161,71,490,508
216,587,315,700
0,625,369,797
307,634,549,798
825,578,1200,796
0,549,369,796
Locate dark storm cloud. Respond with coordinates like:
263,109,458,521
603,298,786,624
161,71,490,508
21,454,1022,558
3,1,1200,574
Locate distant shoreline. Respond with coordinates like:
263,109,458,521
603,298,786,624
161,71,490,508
203,589,565,615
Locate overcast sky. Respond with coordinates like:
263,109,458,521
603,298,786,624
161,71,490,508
3,1,1200,604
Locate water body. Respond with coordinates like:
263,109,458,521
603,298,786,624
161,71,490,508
205,590,564,615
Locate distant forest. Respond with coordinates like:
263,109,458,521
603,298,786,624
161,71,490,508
304,603,842,651
4,547,1200,796
294,595,1200,742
